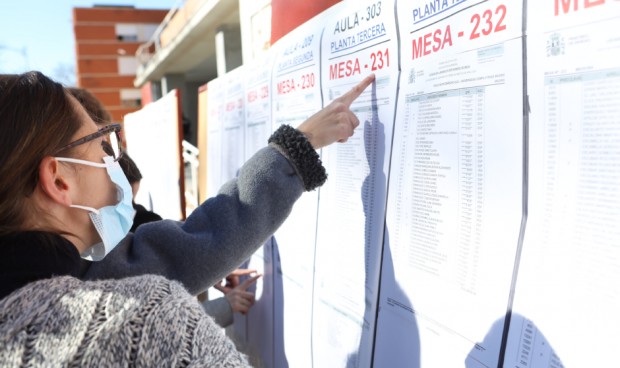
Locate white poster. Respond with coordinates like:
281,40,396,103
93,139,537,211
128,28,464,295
374,1,525,367
206,77,225,198
124,90,183,220
312,1,398,367
270,10,328,367
244,54,274,160
218,65,249,343
204,77,230,316
245,238,275,368
506,2,620,367
243,54,276,368
221,66,246,184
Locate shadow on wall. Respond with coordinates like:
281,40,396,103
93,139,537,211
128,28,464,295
245,238,276,368
465,313,563,368
346,82,421,368
272,239,289,368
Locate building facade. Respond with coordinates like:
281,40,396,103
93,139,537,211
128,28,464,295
73,5,168,123
131,0,338,145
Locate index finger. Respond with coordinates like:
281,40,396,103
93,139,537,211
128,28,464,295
229,268,257,277
238,274,263,291
336,73,375,107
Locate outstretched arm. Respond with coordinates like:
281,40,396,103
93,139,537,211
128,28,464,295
81,75,376,294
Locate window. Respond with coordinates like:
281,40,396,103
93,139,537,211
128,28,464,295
120,89,142,107
115,23,159,42
118,56,139,75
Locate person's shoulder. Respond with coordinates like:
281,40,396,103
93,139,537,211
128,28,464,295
0,275,236,366
133,203,148,212
0,275,250,366
133,204,163,225
0,274,174,309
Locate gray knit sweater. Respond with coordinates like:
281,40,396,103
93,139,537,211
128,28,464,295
0,275,247,367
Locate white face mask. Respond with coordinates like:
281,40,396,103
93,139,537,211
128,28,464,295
56,155,136,261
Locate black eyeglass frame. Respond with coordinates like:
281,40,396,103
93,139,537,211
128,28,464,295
54,123,123,162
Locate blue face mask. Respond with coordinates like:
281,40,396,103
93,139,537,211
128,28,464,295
56,155,136,261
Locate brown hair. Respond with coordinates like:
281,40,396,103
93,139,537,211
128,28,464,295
118,152,143,185
67,87,112,125
0,72,82,235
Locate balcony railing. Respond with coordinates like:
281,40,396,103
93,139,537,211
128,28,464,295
136,0,214,75
135,0,187,72
182,139,200,216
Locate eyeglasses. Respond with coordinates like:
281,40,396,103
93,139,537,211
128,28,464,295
55,123,123,162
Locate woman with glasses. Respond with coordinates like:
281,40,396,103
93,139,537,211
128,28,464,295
0,71,374,366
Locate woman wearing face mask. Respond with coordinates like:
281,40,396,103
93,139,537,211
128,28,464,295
0,71,374,366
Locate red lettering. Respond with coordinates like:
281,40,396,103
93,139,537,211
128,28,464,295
412,37,424,60
346,59,361,77
330,63,339,80
277,79,296,94
338,61,345,78
353,59,361,75
423,33,432,56
412,26,452,60
555,0,604,16
585,0,605,7
432,29,442,53
329,59,361,80
247,90,257,103
443,25,453,49
555,0,577,15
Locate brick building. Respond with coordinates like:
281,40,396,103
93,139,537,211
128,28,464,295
73,5,168,122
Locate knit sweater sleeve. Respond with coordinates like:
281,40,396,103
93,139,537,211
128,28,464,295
201,297,234,328
148,279,250,367
82,126,326,294
0,275,250,367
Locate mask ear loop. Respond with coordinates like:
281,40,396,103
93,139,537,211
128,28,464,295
55,156,112,168
70,204,101,215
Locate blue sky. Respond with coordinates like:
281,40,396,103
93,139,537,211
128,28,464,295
0,0,173,85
